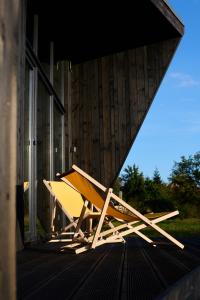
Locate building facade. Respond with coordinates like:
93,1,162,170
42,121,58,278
0,0,184,299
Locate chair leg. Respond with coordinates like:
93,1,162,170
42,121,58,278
91,188,113,249
51,200,56,233
111,193,184,249
108,220,126,243
118,216,184,249
73,201,88,240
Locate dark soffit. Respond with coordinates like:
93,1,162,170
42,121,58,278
26,0,184,64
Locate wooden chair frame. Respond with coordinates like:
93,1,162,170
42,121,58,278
59,165,184,254
43,179,90,242
43,179,117,243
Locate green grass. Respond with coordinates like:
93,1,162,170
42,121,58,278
142,218,200,238
24,215,200,239
109,218,200,238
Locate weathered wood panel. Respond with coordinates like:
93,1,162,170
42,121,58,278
0,0,22,299
151,0,184,36
70,37,181,187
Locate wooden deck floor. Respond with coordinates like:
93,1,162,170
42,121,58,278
17,237,200,300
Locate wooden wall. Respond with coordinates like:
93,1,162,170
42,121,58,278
69,37,181,187
0,0,22,299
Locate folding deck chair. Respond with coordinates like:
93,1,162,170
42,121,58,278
24,181,29,192
43,179,101,242
57,165,184,254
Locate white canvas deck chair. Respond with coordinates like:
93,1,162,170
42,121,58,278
57,165,184,254
43,179,101,242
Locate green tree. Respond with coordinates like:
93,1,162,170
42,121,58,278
169,151,200,217
153,168,162,184
144,176,174,213
112,177,122,195
170,152,200,186
121,165,146,211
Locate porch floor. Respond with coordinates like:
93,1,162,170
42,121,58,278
17,237,200,300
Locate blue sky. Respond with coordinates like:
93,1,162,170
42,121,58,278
122,0,200,182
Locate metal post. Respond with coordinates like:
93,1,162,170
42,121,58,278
50,42,54,180
67,61,72,168
61,61,65,173
49,42,54,231
28,15,38,241
61,61,67,228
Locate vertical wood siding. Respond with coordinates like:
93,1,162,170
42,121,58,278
70,38,180,187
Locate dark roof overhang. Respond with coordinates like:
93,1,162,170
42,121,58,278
26,0,184,64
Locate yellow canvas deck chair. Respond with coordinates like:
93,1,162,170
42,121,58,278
57,165,184,254
24,181,29,192
43,179,101,242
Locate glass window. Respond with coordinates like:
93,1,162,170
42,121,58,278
54,62,62,99
25,11,65,238
37,77,51,232
24,62,31,237
54,103,63,176
40,42,50,81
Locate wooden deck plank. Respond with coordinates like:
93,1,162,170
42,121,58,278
17,238,200,300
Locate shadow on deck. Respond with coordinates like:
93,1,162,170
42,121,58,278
17,237,200,300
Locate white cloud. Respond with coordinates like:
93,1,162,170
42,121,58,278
169,72,200,87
